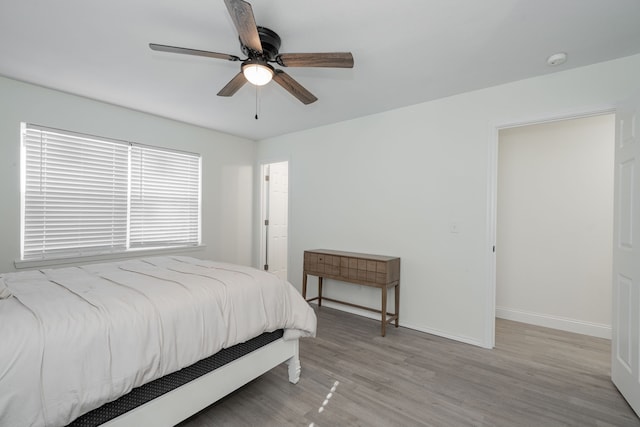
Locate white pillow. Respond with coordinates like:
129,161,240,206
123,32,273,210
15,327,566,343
0,277,12,299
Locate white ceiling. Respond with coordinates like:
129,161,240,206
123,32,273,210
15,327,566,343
1,0,640,141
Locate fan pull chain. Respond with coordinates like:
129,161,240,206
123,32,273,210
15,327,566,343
255,85,259,120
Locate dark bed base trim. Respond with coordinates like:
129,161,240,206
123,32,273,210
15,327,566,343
68,329,285,427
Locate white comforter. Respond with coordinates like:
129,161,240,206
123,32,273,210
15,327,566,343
0,256,316,427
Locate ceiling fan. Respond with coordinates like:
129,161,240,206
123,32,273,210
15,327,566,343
149,0,354,105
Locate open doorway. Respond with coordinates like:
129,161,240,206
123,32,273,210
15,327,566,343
495,114,615,339
260,161,289,280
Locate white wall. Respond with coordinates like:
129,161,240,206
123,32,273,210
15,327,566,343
256,53,640,347
496,115,614,338
0,76,256,273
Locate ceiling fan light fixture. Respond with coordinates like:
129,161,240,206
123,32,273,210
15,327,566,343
242,61,274,86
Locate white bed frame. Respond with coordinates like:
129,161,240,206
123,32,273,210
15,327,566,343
103,337,300,427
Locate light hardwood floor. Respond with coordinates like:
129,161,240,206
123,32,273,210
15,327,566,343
179,306,639,427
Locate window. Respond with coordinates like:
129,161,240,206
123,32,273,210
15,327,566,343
21,123,201,262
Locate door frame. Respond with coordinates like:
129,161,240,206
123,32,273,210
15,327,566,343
485,106,615,348
260,162,271,272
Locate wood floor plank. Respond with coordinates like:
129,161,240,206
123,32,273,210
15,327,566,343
178,307,639,427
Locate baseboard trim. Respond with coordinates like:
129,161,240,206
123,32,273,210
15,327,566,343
496,306,611,339
314,301,487,348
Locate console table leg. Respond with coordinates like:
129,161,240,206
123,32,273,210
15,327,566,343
302,273,308,299
395,283,400,328
381,285,387,337
318,277,323,307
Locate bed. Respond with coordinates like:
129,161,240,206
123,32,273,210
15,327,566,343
0,256,317,427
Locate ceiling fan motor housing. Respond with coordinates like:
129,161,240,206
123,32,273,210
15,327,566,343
241,26,281,61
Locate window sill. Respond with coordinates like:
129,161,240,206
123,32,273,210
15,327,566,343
14,244,207,270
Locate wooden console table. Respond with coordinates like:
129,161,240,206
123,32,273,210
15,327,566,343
302,249,400,336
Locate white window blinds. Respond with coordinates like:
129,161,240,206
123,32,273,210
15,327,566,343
21,124,201,261
130,145,201,248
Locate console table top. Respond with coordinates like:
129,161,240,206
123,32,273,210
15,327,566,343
305,249,399,262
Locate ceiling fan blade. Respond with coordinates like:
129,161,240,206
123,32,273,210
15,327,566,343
217,72,248,96
272,70,317,105
149,43,240,61
224,0,262,53
276,52,354,68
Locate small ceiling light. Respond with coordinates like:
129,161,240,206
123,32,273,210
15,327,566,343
547,52,568,66
242,60,274,86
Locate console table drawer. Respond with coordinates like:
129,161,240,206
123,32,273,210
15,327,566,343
304,251,399,286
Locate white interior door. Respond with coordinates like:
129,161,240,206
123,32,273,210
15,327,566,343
612,92,640,416
261,161,288,280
